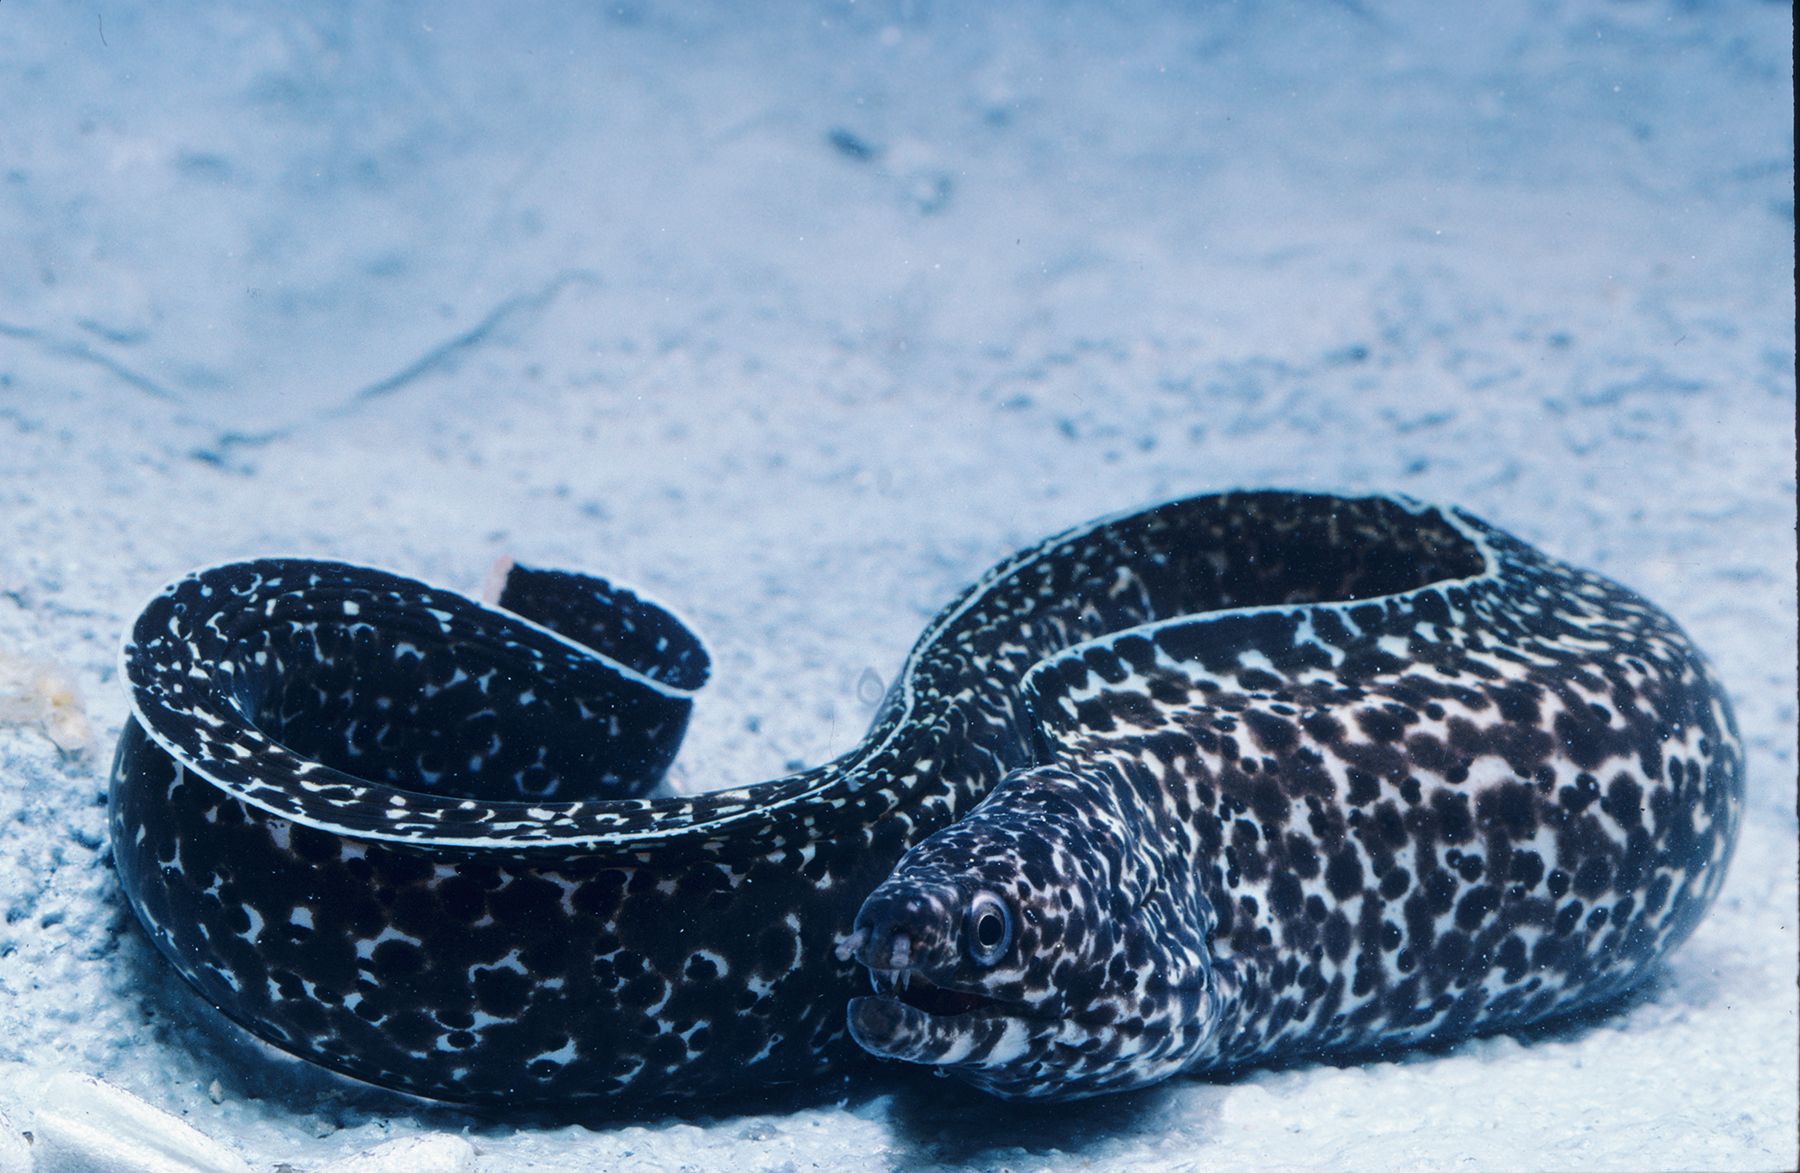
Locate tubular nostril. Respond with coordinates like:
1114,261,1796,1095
834,928,868,964
846,921,913,970
851,883,951,970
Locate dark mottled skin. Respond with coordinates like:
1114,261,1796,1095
848,500,1742,1100
111,492,1740,1106
116,492,1439,1105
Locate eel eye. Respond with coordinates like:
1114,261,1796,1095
965,890,1014,966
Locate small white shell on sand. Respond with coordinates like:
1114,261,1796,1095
29,1073,251,1173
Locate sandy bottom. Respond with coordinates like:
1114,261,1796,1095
0,2,1793,1169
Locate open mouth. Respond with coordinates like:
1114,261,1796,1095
870,967,1001,1018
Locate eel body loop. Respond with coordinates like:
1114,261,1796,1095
108,492,1743,1106
843,495,1743,1099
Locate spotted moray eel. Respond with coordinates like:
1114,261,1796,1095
109,491,1741,1106
843,494,1743,1099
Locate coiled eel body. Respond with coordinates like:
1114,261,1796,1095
108,492,1742,1106
845,495,1743,1099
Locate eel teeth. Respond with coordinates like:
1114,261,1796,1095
870,967,916,993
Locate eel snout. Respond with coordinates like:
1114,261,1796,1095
841,884,958,975
841,883,1018,1065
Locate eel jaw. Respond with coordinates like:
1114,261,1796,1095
846,965,1028,1067
838,899,1045,1069
867,964,1004,1017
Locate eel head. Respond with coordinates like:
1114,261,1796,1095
843,764,1222,1100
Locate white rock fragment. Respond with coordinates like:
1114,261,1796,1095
316,1133,479,1173
0,1107,31,1173
0,651,92,753
31,1073,251,1173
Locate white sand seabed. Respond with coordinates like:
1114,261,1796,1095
0,2,1793,1170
